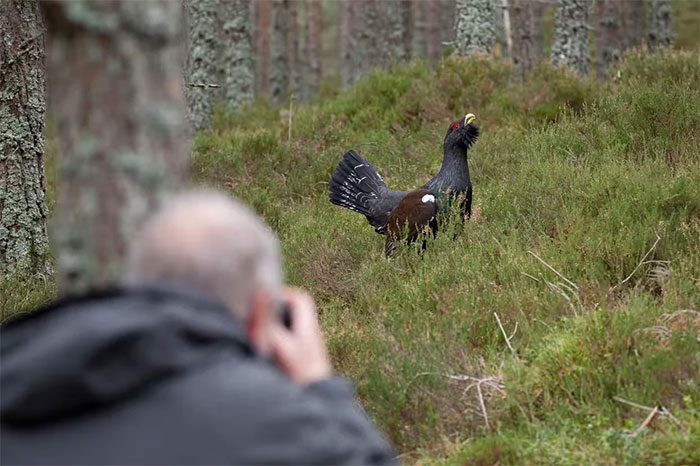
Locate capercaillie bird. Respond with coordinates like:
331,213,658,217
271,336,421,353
329,114,479,255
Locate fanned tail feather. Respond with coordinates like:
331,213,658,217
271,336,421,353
329,150,387,219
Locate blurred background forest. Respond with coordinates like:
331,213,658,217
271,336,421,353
1,0,700,464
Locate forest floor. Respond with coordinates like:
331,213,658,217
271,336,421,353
4,51,700,464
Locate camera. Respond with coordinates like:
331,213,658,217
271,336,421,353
278,302,293,329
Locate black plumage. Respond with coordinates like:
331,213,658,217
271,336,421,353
329,114,479,252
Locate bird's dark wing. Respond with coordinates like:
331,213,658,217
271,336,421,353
385,189,438,255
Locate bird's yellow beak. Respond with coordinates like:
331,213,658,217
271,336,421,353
464,113,476,125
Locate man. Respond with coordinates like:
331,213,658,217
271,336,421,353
1,190,396,465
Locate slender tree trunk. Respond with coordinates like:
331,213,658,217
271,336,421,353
269,0,289,103
414,0,428,59
647,0,672,50
622,0,645,50
551,0,589,76
287,0,300,98
0,0,50,276
427,0,442,67
384,0,406,64
455,0,496,56
440,0,457,49
43,1,188,294
304,0,322,98
339,0,356,88
510,0,536,76
400,0,413,60
595,0,622,78
184,0,219,130
501,0,513,58
532,0,546,60
255,0,271,96
220,0,254,113
355,0,382,77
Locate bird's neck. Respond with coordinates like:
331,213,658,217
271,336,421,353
426,143,470,192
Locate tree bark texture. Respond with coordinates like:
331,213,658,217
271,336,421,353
621,0,645,49
455,0,496,56
532,0,546,61
647,0,672,50
426,0,442,67
255,0,271,96
400,0,413,61
303,0,322,99
43,1,188,294
0,0,50,276
413,0,428,59
287,0,300,98
339,0,356,88
220,0,254,113
185,0,219,131
594,0,623,77
269,0,289,103
551,0,589,76
510,0,536,76
440,0,457,49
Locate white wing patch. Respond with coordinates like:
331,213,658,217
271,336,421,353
421,194,436,203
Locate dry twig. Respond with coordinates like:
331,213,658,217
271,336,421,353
494,312,518,356
608,234,661,295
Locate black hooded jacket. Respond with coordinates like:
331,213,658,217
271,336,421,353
0,286,396,465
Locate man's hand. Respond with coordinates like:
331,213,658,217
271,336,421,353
269,288,332,385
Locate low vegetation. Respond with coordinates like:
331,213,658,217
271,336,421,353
3,50,699,464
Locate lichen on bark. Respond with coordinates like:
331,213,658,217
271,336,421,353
220,0,254,113
455,0,496,56
648,0,672,51
184,0,219,131
0,0,51,276
551,0,589,76
269,0,289,104
43,0,188,294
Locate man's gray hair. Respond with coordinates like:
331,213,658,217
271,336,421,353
125,189,282,318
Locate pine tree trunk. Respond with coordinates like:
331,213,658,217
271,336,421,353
339,0,356,88
551,0,589,76
383,0,405,64
287,0,300,99
455,0,496,56
255,0,271,96
304,0,322,98
400,0,413,60
510,0,536,76
622,0,645,49
0,0,50,276
427,0,442,67
532,0,546,60
43,1,188,294
595,0,622,77
184,0,220,130
647,0,672,50
440,0,457,49
413,1,428,59
269,0,289,103
355,0,382,77
220,0,254,113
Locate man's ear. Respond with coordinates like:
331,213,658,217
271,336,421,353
246,290,273,355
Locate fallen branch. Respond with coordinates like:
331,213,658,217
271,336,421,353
613,396,684,430
187,82,221,88
494,312,518,356
528,250,579,291
608,234,661,295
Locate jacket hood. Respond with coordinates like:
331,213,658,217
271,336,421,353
1,286,252,425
